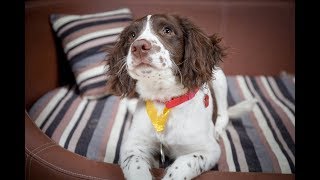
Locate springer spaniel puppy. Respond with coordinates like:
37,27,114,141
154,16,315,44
106,14,256,180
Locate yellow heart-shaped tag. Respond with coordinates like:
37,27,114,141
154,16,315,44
146,100,171,132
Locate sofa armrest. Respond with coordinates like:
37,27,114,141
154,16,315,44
25,111,294,180
25,111,129,180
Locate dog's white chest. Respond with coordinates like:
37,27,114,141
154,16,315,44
152,90,215,158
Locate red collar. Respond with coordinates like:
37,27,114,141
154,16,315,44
161,88,200,109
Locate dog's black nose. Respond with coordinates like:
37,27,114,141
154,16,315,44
131,39,152,58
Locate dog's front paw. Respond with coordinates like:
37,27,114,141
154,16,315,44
162,165,191,180
125,170,153,180
161,159,198,180
123,162,153,180
120,153,153,180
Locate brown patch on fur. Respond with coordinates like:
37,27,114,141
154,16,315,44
150,14,226,90
177,16,226,90
209,82,218,124
151,15,185,66
105,17,147,98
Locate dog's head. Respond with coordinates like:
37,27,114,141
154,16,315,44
106,14,225,98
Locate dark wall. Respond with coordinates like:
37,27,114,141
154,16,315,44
25,0,295,108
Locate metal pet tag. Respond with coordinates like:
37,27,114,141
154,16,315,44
160,143,165,165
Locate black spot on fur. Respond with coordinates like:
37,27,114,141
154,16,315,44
193,155,197,158
184,177,187,180
200,155,204,160
123,155,134,164
175,166,178,169
137,166,140,169
169,173,172,177
138,149,146,154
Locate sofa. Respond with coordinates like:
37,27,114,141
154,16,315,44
25,0,295,179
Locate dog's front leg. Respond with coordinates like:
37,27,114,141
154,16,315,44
120,139,156,180
162,145,221,180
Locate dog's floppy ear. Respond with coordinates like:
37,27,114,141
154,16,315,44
105,28,137,98
178,16,225,90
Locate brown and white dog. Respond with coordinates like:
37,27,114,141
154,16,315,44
106,14,256,180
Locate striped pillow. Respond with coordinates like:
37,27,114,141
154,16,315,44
50,8,133,99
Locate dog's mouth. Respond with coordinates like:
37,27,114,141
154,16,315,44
134,63,154,71
127,55,170,79
134,63,154,69
130,60,160,71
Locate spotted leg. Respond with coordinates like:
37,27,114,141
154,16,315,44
120,139,157,180
162,143,221,180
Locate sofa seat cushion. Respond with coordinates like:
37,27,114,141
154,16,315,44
28,74,295,174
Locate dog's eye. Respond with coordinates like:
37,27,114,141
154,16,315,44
130,32,136,38
163,27,172,34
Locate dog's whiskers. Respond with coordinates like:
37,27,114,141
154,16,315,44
113,56,127,67
115,57,127,76
112,57,127,86
117,61,127,76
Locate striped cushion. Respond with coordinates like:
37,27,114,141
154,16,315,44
50,8,133,99
28,74,295,174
